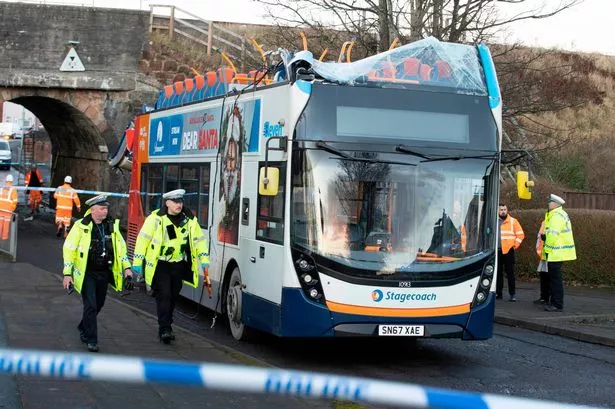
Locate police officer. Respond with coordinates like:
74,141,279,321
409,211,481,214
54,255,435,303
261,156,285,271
541,194,576,312
62,195,133,352
132,189,210,344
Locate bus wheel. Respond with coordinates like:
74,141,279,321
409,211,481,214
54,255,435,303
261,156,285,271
226,266,252,341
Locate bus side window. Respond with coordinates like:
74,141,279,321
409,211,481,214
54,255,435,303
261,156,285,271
256,163,286,244
199,165,211,227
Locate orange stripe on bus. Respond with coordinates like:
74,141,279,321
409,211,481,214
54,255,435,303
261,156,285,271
326,301,471,317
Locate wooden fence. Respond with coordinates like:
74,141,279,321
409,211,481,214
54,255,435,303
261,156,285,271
563,191,615,210
148,4,257,70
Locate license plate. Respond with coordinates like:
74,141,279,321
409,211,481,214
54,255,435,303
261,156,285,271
378,325,425,337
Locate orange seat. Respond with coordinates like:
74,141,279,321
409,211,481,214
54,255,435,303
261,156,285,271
419,64,432,81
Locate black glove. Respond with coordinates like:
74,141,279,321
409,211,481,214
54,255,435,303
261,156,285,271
540,234,546,241
124,275,134,291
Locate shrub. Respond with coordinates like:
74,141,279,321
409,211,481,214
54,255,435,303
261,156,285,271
513,209,615,287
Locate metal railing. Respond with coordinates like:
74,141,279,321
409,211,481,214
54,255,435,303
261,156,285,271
0,212,18,262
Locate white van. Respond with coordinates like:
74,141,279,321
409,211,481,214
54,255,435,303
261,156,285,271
0,140,12,170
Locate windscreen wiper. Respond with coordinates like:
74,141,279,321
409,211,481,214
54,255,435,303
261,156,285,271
421,154,497,163
315,140,353,159
395,144,431,160
317,141,414,166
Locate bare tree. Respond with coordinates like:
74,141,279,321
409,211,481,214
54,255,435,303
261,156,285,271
255,0,582,56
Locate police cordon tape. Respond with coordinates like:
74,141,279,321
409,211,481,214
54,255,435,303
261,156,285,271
0,347,600,409
5,186,204,199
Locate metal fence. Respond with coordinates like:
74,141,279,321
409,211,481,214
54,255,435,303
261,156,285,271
0,212,18,262
563,191,615,210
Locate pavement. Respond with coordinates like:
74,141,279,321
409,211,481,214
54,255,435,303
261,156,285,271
494,281,615,347
0,260,330,409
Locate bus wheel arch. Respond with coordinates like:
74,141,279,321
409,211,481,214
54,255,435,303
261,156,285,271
222,262,254,341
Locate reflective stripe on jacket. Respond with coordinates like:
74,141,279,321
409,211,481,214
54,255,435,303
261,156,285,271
543,206,576,262
500,215,524,254
132,209,209,288
0,183,18,212
62,211,131,293
54,183,81,212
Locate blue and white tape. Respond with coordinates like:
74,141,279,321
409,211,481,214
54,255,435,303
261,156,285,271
0,348,599,409
7,186,129,198
2,186,201,199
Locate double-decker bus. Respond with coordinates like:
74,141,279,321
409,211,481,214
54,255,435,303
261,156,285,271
126,37,510,341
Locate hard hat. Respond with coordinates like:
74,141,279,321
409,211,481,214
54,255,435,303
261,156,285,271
5,174,13,183
64,175,72,184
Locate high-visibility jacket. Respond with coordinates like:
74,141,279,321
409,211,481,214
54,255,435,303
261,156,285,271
536,220,545,259
62,210,131,294
543,206,576,262
54,183,80,224
499,215,524,254
25,170,43,187
132,209,210,290
0,182,18,213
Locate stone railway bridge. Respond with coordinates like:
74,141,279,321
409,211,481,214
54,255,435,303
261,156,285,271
0,2,158,211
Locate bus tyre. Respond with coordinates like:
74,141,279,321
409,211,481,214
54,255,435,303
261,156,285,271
225,266,253,341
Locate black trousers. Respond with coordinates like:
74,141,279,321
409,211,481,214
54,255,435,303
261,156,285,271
540,271,551,304
78,272,109,344
152,261,184,335
547,261,564,309
497,248,516,297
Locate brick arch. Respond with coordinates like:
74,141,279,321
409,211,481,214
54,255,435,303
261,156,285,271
1,88,127,193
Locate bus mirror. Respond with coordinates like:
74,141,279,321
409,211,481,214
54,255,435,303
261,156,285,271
259,167,279,196
517,171,534,200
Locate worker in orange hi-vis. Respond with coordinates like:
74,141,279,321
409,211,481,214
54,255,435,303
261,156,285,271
54,175,81,238
0,175,18,240
24,164,43,221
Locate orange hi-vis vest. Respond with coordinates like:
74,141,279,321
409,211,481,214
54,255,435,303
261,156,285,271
500,214,524,254
0,182,18,213
54,183,80,225
25,169,43,187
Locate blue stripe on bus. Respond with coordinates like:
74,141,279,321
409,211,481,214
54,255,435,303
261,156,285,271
143,361,203,386
426,388,490,409
476,44,501,109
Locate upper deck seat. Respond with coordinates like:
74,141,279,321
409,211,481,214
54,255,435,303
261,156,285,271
204,71,218,98
401,57,421,81
170,81,185,107
193,74,206,101
419,63,432,82
216,67,235,96
182,78,196,104
160,84,174,109
433,60,453,84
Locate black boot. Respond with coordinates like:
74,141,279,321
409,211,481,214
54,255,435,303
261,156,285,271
87,343,99,352
160,331,172,344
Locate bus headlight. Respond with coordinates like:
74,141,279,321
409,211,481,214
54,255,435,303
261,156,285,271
292,250,326,304
472,258,496,307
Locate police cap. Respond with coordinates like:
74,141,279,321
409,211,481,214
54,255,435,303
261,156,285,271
85,194,110,207
162,189,185,202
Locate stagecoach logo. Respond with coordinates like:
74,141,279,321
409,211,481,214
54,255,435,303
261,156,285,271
371,289,383,302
